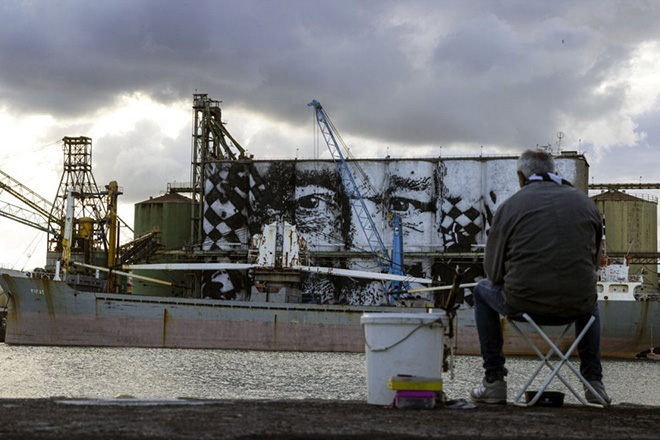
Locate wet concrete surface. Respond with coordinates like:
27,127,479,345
1,398,658,439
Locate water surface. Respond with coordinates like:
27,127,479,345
0,344,657,406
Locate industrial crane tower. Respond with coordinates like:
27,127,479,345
46,136,109,270
190,94,246,248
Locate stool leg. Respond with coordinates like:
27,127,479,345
525,315,587,405
510,314,605,408
511,316,573,405
566,316,607,407
509,321,546,405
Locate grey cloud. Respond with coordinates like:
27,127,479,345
92,119,191,204
433,13,525,75
1,0,659,152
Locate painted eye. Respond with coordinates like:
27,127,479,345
391,198,410,212
298,195,321,209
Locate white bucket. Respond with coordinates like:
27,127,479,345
361,312,447,405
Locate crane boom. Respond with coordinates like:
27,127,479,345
0,169,63,236
308,99,391,271
0,169,55,220
0,201,59,235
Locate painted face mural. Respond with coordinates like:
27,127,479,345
293,163,352,304
335,161,438,306
385,161,436,251
343,160,383,255
201,157,586,305
248,161,296,234
293,163,351,251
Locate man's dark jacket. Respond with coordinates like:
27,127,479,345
484,180,602,317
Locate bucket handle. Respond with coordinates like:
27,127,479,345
363,318,444,352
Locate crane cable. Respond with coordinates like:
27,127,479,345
0,139,61,166
15,230,45,271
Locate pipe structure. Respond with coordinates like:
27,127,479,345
72,262,172,286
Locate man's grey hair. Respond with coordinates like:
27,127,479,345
516,149,556,178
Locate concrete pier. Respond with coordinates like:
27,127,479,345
0,398,657,439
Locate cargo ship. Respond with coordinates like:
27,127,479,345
1,267,658,358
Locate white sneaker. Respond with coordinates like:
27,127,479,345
470,379,507,404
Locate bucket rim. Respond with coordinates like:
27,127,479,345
361,312,447,325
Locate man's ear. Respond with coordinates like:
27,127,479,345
517,171,526,188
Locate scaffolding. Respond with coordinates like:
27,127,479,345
48,136,107,254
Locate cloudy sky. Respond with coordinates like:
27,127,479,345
1,0,660,270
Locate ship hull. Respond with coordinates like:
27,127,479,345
2,274,657,358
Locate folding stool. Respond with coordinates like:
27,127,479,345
507,312,608,408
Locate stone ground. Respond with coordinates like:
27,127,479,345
0,398,658,439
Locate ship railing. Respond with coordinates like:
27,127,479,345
24,269,54,280
167,181,194,194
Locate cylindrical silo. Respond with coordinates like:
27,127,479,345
592,190,658,293
133,193,193,296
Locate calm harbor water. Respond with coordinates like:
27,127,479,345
0,344,658,406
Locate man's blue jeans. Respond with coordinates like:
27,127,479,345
473,279,604,381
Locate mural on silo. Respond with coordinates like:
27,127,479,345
203,161,250,248
201,162,250,300
202,156,586,304
293,162,352,250
438,160,483,250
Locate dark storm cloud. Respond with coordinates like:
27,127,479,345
1,0,660,151
1,1,401,116
0,0,248,113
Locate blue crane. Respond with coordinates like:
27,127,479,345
308,99,407,297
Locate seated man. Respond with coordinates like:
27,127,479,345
470,149,611,405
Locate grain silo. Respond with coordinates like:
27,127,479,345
592,190,658,293
133,193,194,296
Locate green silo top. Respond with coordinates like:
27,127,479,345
138,193,193,205
591,190,648,202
